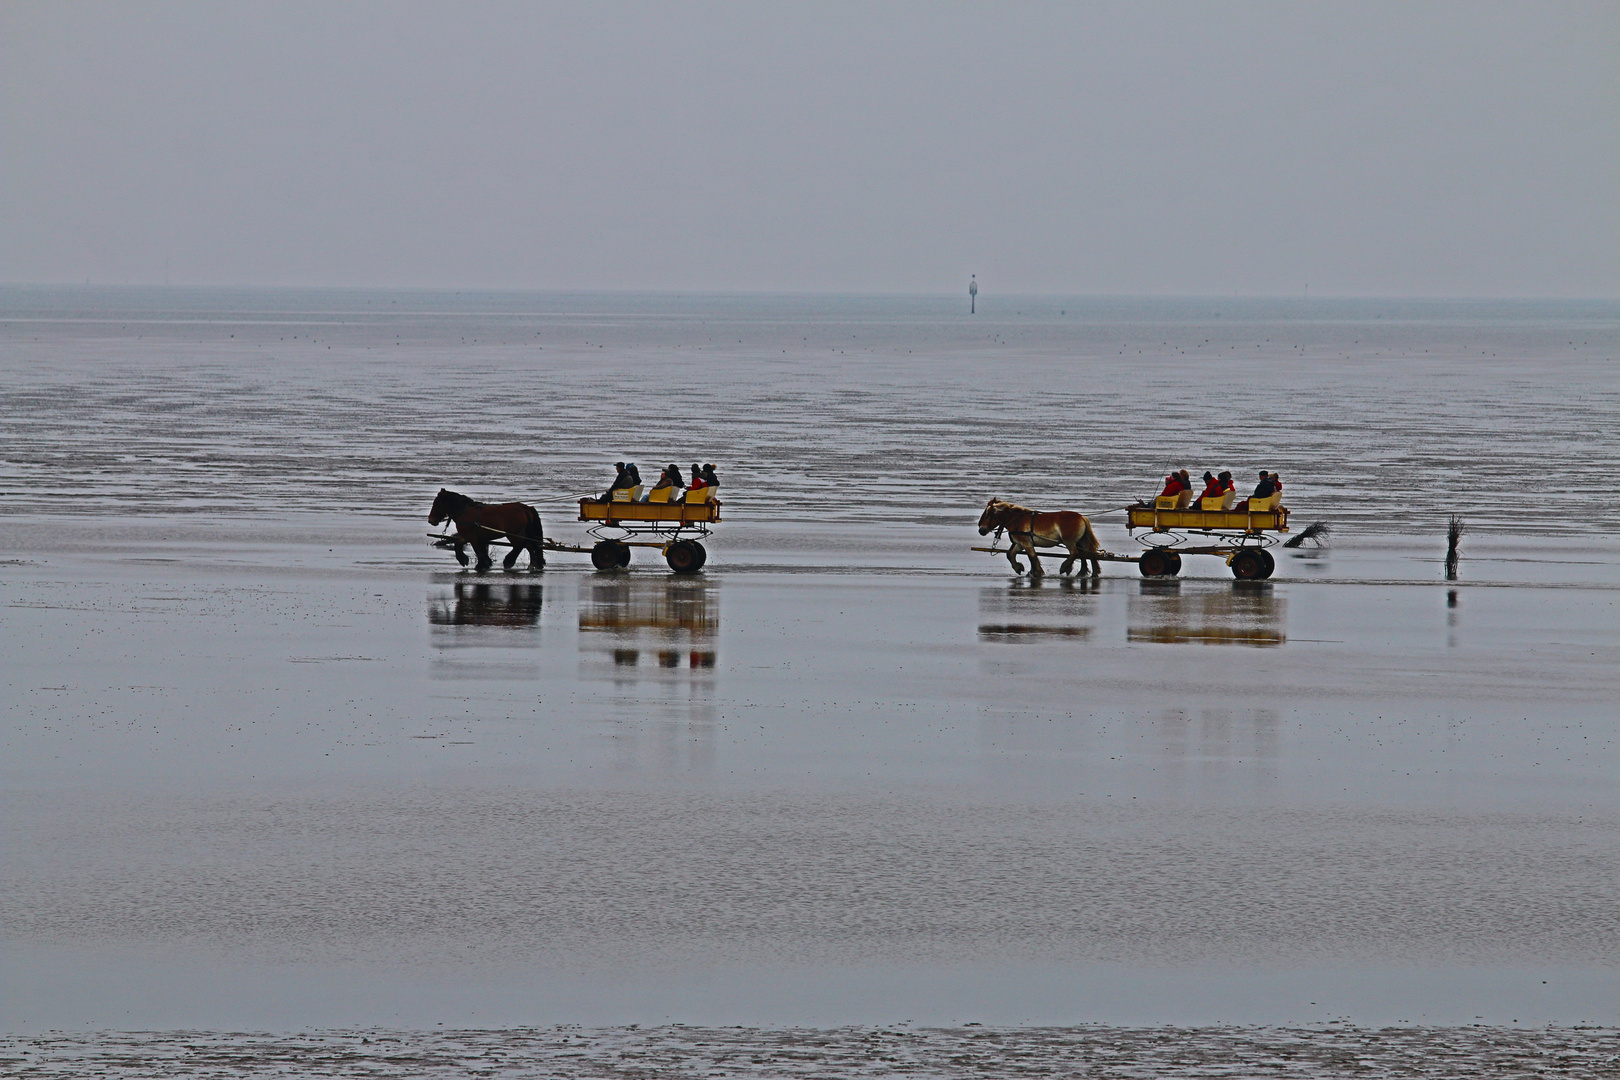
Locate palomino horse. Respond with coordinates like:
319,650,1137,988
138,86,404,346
429,488,545,571
978,497,1102,577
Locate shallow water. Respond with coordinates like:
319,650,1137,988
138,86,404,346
2,290,1617,1071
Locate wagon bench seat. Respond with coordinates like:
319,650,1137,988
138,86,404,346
579,499,722,524
1126,505,1289,532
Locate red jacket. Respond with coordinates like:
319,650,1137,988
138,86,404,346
1159,475,1189,496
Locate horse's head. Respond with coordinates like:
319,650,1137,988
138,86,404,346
428,488,457,525
978,498,1006,535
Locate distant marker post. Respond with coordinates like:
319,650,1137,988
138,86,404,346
969,275,977,314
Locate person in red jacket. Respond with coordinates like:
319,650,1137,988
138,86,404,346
1192,471,1222,509
1159,469,1191,498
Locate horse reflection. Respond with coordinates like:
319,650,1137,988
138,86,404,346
428,581,543,627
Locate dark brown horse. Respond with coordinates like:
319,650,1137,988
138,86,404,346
978,497,1102,577
429,488,545,571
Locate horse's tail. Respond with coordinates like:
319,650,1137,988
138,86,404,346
524,504,545,566
1079,514,1101,554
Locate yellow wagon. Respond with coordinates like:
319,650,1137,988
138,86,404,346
577,487,721,572
1125,492,1289,579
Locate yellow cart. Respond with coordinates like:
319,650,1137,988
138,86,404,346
1125,493,1289,579
577,490,721,572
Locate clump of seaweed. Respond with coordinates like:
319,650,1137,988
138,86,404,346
1282,521,1330,548
1445,515,1464,579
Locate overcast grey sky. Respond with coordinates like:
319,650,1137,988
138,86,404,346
3,1,1616,296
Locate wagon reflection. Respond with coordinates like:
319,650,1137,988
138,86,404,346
1127,581,1285,647
579,577,718,774
579,577,718,673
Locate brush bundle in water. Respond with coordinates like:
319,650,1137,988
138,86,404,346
1446,515,1464,578
1282,521,1330,548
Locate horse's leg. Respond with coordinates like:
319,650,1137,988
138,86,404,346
1022,538,1044,578
453,539,470,567
473,539,493,571
1004,547,1023,574
1059,536,1078,576
502,534,521,570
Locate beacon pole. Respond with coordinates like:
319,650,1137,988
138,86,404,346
969,275,977,314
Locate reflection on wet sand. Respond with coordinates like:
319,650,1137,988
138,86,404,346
426,580,544,680
580,578,718,671
1149,706,1281,791
428,581,544,627
580,578,719,774
1128,581,1286,647
977,581,1098,642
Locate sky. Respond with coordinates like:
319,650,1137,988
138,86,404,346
2,1,1616,296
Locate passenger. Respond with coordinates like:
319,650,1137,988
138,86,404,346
600,461,635,502
1191,471,1221,509
684,462,709,503
1235,470,1276,512
648,463,686,503
701,463,718,490
1159,469,1191,498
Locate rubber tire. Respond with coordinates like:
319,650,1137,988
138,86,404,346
591,541,627,571
1164,551,1183,577
687,541,707,570
666,541,702,573
1139,549,1171,577
1257,549,1275,579
1230,549,1266,580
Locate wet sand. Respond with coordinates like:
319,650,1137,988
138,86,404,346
5,1024,1619,1079
3,520,1615,1040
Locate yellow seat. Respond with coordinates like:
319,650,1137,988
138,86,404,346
1248,493,1277,512
647,486,674,504
611,485,644,503
1154,495,1179,510
684,487,713,505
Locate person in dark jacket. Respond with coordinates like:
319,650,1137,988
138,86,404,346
1252,471,1277,499
600,461,636,501
701,463,718,489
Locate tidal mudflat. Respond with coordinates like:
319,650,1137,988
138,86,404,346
3,291,1617,1074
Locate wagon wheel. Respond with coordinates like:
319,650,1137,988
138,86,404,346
1164,551,1183,577
1139,549,1172,577
1257,549,1275,579
666,540,706,573
1230,549,1266,580
592,540,629,571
